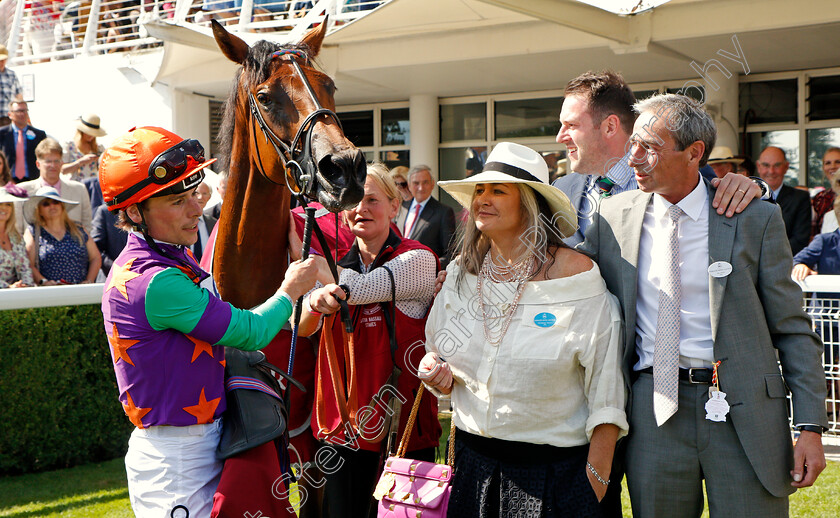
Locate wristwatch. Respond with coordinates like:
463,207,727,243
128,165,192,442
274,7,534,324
796,425,824,435
749,176,773,201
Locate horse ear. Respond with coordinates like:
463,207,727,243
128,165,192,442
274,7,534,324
299,15,329,58
212,19,249,65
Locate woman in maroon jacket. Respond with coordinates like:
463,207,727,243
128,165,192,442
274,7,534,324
299,163,441,518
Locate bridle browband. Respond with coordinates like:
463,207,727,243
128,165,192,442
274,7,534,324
247,49,343,201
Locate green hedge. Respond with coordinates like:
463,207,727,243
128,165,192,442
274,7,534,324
0,304,133,475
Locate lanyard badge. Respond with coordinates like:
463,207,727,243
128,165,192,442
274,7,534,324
705,360,730,422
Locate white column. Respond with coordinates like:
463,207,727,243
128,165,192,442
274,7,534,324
172,89,211,152
701,70,739,152
409,94,439,189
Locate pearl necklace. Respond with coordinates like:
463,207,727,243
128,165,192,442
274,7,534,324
477,249,535,345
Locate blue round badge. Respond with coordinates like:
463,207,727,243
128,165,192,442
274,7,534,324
533,312,556,328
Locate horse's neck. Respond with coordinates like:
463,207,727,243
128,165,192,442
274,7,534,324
214,142,291,309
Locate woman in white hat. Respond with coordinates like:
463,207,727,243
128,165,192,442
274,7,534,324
61,113,107,181
24,186,100,285
419,142,627,517
0,185,34,288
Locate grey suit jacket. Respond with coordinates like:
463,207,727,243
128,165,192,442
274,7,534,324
15,178,93,236
395,196,456,268
578,181,827,497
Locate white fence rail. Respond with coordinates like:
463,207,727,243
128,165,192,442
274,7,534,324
2,0,384,65
796,275,840,441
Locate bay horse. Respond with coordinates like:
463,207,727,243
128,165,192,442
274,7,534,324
209,19,365,518
211,18,365,309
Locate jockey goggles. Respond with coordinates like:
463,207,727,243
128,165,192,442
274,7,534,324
107,139,208,208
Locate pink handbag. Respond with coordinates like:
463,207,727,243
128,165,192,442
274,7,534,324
373,385,455,518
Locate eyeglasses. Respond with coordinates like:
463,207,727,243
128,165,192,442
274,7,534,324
110,139,206,207
40,199,61,207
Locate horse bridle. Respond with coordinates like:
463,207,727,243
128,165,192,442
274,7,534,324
248,49,344,200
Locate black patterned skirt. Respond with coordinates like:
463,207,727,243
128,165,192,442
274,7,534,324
447,430,607,518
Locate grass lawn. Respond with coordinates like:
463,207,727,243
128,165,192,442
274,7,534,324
1,426,837,517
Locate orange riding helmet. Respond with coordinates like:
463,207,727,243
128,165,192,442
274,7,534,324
100,126,217,211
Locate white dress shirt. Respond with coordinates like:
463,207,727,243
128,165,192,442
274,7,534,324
404,197,430,237
634,177,715,371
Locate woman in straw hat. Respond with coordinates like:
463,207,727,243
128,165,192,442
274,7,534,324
419,142,627,517
0,185,34,288
61,113,107,181
23,186,100,285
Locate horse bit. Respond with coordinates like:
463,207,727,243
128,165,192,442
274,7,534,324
248,48,343,201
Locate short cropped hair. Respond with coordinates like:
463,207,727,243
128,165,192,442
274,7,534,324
35,138,63,160
408,164,433,182
565,70,637,135
633,93,717,166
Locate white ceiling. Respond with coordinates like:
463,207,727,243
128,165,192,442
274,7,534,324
152,0,840,104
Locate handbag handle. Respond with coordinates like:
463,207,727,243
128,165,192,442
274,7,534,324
394,385,456,467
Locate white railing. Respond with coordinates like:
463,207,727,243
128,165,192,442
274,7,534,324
2,0,385,65
796,275,840,442
0,283,103,310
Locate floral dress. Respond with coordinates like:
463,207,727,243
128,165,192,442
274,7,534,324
35,225,89,284
63,141,105,181
0,237,34,288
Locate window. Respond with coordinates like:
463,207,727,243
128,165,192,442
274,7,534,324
807,128,840,187
494,97,562,139
381,108,409,146
380,150,410,170
739,79,797,125
808,75,840,121
339,110,374,147
440,103,486,142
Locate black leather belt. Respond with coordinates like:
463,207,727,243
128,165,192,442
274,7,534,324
639,367,713,384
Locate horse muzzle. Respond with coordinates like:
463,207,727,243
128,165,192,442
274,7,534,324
315,149,367,212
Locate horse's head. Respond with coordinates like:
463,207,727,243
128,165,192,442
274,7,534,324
212,18,366,212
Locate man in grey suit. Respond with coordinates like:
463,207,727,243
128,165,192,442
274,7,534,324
552,70,762,247
579,93,827,516
395,165,456,267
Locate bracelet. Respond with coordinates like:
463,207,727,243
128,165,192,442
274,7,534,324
586,461,609,486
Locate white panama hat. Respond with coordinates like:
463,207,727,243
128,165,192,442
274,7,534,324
23,186,79,225
438,142,578,238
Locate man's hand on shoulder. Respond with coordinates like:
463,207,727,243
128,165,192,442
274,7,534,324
710,173,763,218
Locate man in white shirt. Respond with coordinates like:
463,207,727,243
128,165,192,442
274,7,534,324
579,93,827,517
17,138,92,234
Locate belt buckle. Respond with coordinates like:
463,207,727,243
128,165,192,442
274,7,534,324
687,368,708,384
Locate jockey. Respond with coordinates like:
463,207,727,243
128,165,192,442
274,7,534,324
99,126,319,518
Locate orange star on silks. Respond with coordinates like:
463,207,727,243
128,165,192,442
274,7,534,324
123,391,152,429
219,359,226,369
105,258,141,301
108,323,139,366
182,388,221,425
187,335,214,363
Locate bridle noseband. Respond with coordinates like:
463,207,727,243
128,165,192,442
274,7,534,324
248,49,343,200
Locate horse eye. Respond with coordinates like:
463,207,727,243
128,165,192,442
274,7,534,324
257,92,271,105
